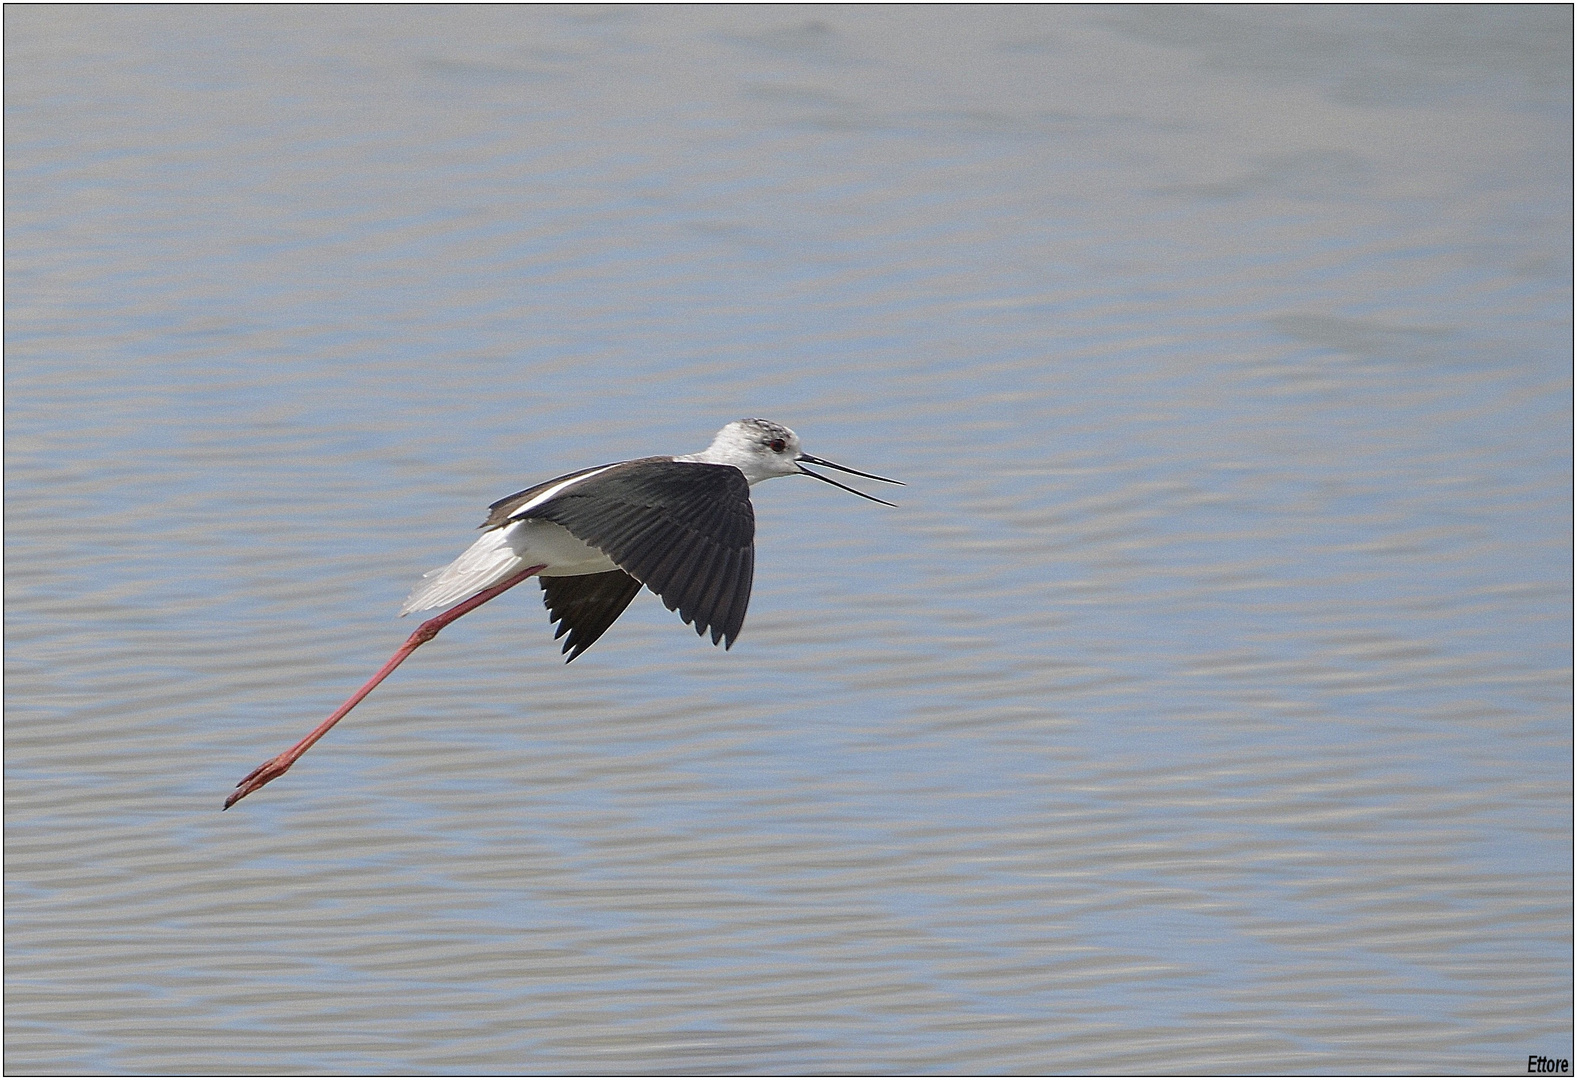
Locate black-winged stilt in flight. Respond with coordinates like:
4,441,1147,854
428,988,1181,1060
225,419,901,808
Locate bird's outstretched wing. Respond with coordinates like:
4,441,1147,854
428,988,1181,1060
510,459,756,648
539,569,643,662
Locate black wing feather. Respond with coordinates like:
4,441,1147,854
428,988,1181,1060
539,570,643,662
522,459,756,648
726,546,755,647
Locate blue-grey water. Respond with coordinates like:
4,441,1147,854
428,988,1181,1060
6,6,1571,1074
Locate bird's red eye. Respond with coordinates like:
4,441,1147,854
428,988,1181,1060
769,439,786,452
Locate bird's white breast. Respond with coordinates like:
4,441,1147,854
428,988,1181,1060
400,516,621,615
506,518,620,577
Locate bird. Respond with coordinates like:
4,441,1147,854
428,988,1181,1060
224,418,901,808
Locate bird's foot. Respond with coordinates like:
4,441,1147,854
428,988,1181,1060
223,755,292,809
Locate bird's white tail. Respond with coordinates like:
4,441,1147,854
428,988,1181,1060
400,528,527,615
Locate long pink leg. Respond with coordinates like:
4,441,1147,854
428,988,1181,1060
224,563,548,809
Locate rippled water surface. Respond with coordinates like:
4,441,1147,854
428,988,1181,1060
6,6,1571,1074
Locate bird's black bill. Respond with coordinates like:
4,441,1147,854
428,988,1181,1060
797,464,901,506
796,454,904,486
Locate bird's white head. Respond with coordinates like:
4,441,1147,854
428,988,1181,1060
683,418,904,504
685,418,804,482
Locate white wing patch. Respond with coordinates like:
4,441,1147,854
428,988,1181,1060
506,463,621,519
